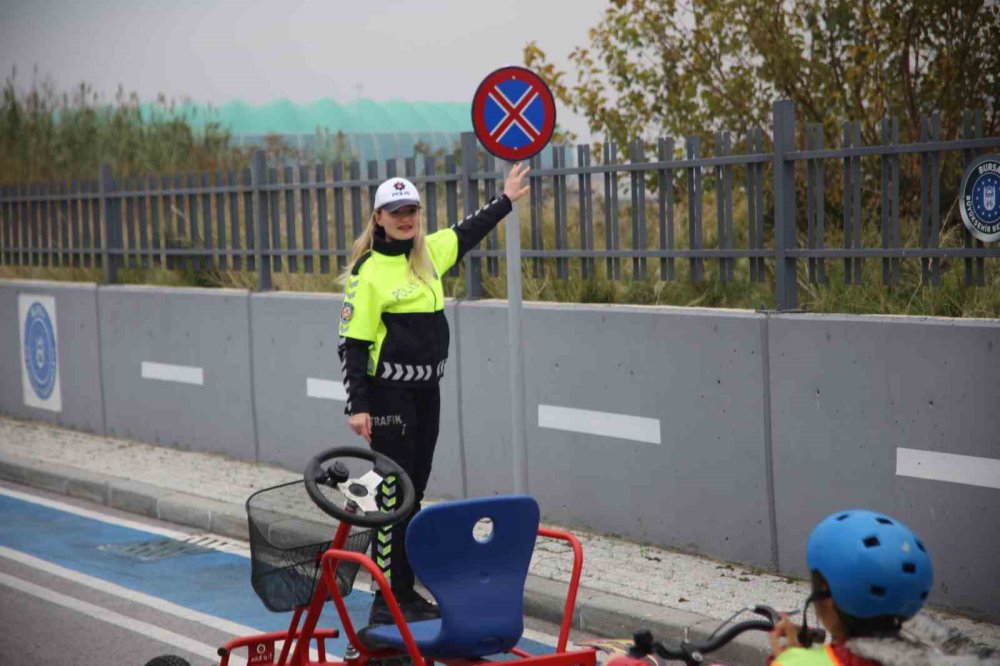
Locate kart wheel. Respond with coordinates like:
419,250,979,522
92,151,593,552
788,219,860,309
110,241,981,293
143,656,192,666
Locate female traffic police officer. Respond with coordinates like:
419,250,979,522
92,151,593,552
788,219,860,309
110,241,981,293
338,164,530,626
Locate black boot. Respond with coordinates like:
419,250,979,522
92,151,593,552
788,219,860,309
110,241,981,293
397,589,440,622
367,592,395,626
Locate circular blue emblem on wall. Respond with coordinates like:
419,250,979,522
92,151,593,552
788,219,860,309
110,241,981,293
23,301,58,400
960,154,1000,243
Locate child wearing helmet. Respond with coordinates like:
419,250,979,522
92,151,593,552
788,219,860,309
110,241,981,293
768,509,933,666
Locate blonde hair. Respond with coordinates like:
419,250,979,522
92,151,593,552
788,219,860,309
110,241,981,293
338,210,435,287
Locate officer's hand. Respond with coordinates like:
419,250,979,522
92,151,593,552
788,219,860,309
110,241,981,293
768,614,801,659
503,163,531,203
348,412,372,444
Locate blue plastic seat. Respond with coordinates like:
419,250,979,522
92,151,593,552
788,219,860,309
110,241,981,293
360,495,540,659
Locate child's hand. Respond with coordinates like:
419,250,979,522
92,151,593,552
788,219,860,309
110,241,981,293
768,614,802,659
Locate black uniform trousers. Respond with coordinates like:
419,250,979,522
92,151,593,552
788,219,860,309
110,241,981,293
367,382,440,597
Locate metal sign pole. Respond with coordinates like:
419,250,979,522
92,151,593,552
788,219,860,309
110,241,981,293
505,165,529,495
471,66,555,497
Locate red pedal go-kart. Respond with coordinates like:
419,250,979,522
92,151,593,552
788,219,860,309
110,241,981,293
146,446,597,666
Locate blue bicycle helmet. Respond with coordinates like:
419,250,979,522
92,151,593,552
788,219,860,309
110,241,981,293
807,509,932,619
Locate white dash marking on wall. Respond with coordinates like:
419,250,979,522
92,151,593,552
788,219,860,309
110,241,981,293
538,404,661,445
896,447,1000,491
306,378,347,401
141,361,204,385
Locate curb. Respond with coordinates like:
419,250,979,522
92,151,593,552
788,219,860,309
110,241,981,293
0,451,772,664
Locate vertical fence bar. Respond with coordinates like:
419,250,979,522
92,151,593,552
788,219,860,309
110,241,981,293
806,126,818,284
284,166,298,274
578,144,593,280
69,181,81,267
880,117,891,286
842,122,853,284
187,173,200,270
816,127,826,283
930,113,941,286
40,181,51,267
555,145,569,280
227,171,240,271
213,171,226,270
367,160,380,216
714,132,734,282
445,154,459,278
424,156,438,234
170,173,184,270
772,100,798,310
604,142,621,280
151,176,163,269
685,136,704,283
461,132,482,297
125,178,137,269
851,122,863,283
242,166,256,273
82,181,93,268
100,165,117,283
315,163,329,274
137,178,149,269
26,183,36,266
629,140,644,280
251,150,270,289
300,164,313,274
333,162,347,274
724,132,734,282
890,117,900,284
269,167,281,273
0,186,8,266
484,152,499,277
919,116,931,285
59,182,70,266
91,179,102,269
529,152,543,278
659,138,676,281
747,131,759,283
349,160,363,240
198,173,211,269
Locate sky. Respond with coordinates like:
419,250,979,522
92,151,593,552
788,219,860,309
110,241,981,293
0,0,609,140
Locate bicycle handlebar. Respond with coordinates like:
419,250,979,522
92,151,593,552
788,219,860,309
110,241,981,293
617,605,826,666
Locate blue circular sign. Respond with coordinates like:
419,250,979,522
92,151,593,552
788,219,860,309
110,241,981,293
960,154,1000,242
472,66,556,161
23,301,58,400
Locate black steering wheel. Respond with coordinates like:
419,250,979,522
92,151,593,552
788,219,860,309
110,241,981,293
304,446,415,528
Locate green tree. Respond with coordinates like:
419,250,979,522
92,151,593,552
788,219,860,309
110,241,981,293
525,0,999,146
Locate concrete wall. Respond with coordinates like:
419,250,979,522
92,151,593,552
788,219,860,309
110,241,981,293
768,314,1000,621
98,286,256,459
2,279,997,619
0,280,104,433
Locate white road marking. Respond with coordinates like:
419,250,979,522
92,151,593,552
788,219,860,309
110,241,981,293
538,404,662,445
896,448,1000,490
0,546,258,638
306,378,347,401
0,571,248,665
142,361,204,385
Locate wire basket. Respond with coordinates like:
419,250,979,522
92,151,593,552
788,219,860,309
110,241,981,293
246,479,373,613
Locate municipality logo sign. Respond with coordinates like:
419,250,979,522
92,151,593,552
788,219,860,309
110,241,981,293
960,154,1000,243
19,294,62,412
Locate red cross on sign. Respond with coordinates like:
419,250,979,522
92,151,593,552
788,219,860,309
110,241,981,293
472,66,556,161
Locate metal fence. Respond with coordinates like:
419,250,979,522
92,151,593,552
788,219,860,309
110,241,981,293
1,100,998,310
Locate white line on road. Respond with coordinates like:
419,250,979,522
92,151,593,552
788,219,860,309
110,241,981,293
306,378,347,401
538,404,662,445
142,361,204,385
0,570,247,666
896,447,1000,490
0,546,258,638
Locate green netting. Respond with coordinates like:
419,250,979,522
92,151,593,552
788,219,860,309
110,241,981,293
140,98,471,135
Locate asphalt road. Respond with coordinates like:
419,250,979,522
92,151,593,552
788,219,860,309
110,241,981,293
0,481,593,666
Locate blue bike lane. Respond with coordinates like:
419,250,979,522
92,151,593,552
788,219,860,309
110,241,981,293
0,489,554,658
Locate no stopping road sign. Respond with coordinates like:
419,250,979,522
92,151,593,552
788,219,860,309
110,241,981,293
472,66,556,161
